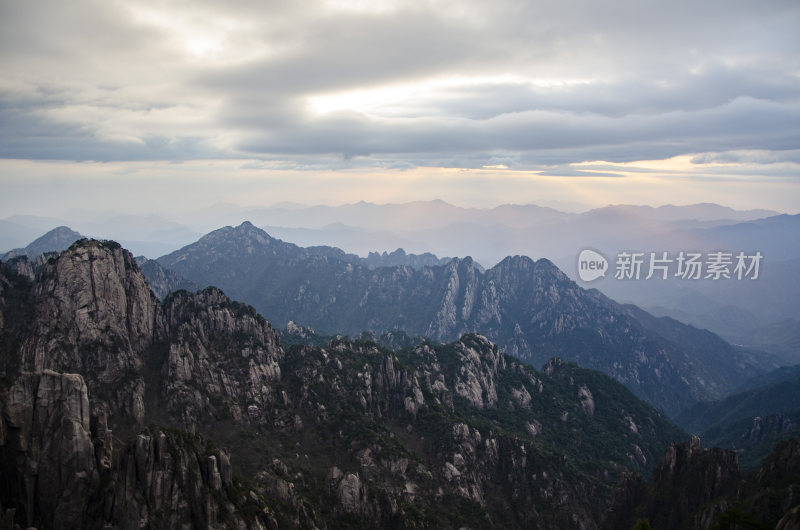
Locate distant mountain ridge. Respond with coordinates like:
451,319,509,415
1,226,83,260
363,248,453,269
156,222,776,416
584,202,778,223
600,214,800,358
182,200,777,234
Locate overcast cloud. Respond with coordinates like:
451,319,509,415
0,0,798,212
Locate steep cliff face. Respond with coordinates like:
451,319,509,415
0,371,98,530
107,428,265,530
0,262,34,377
17,241,163,424
0,370,265,530
0,242,279,528
7,241,286,433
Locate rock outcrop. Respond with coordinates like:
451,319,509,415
108,428,262,530
19,241,162,423
162,287,283,430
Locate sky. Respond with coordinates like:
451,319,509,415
1,0,799,215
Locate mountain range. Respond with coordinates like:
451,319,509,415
154,221,778,417
0,233,797,528
6,199,793,361
0,239,686,528
1,220,789,418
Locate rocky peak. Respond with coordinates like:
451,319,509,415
18,240,163,423
164,286,278,346
542,357,565,375
603,435,800,530
231,220,271,240
162,287,283,430
205,221,274,247
447,334,505,409
653,435,739,493
23,240,162,353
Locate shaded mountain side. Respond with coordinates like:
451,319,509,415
157,222,773,416
676,374,800,436
740,319,800,365
617,304,781,397
733,364,800,394
699,413,800,472
675,368,800,470
602,436,800,530
0,253,60,283
0,240,692,529
136,256,198,299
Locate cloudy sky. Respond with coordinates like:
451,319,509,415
1,0,799,215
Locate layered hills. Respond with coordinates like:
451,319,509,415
157,222,776,416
